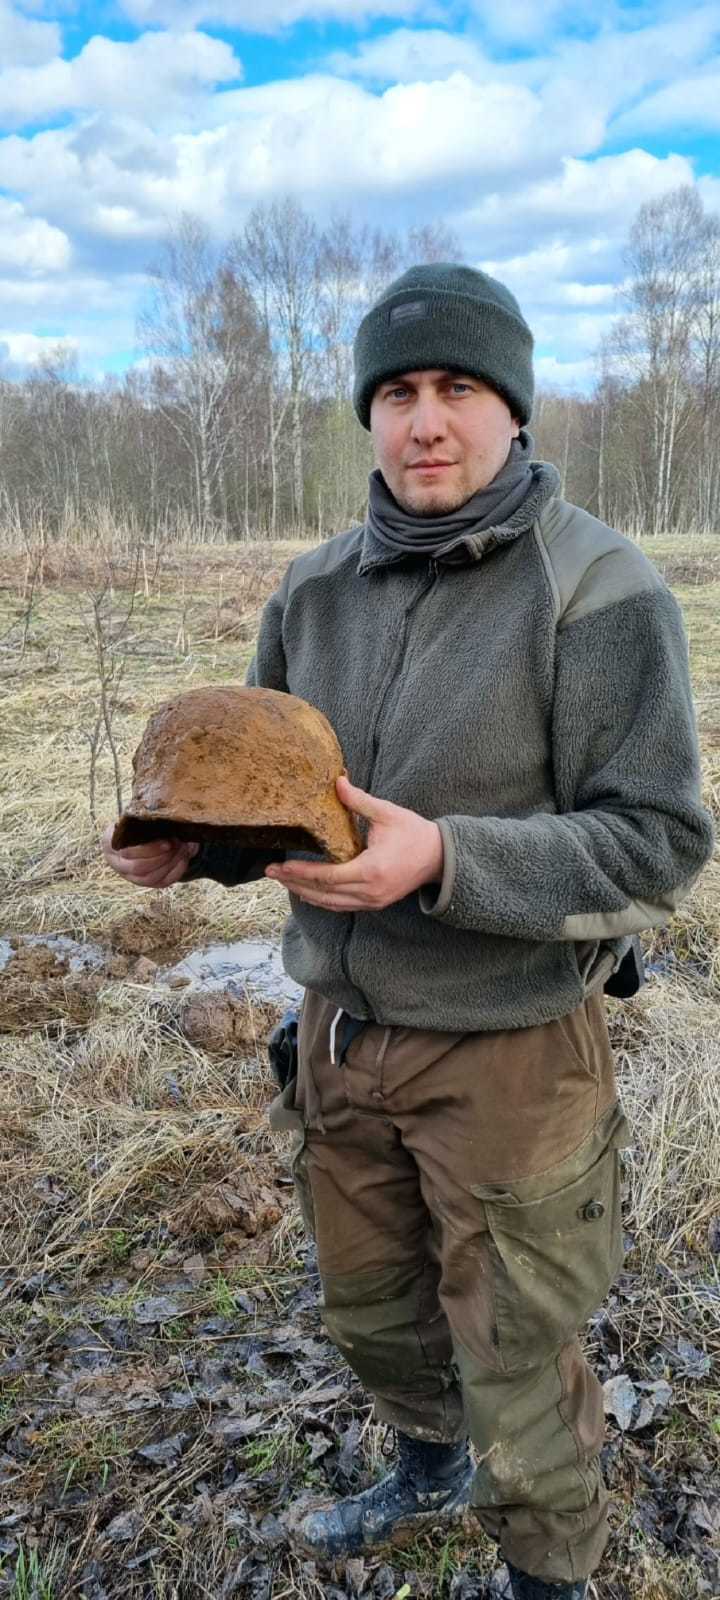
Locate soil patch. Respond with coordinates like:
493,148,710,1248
178,990,282,1055
0,939,103,1033
107,899,198,961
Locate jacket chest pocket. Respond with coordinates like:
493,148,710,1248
470,1120,627,1374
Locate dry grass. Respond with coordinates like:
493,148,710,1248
0,534,718,1599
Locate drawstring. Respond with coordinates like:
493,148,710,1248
329,1005,344,1066
302,1005,344,1135
306,1006,372,1131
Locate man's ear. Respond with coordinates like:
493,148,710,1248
511,417,521,438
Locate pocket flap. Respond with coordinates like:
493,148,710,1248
479,1142,619,1239
470,1101,631,1208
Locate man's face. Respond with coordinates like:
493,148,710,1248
370,369,520,516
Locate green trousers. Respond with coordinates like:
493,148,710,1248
270,988,628,1584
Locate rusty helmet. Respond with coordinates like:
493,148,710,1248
111,685,362,863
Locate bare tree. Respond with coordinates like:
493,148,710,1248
693,214,720,529
234,198,320,531
607,187,705,534
139,216,245,535
404,220,464,266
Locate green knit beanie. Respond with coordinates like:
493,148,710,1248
352,262,534,430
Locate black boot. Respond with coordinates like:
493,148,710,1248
507,1562,588,1600
294,1434,474,1559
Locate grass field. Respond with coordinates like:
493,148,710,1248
0,533,718,1600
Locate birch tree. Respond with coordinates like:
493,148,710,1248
609,187,703,534
693,213,720,529
233,198,319,531
138,216,238,535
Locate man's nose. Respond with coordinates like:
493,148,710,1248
410,395,447,444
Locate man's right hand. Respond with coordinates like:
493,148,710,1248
101,825,200,889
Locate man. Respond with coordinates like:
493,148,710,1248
104,264,714,1598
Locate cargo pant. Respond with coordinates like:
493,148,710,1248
269,987,629,1585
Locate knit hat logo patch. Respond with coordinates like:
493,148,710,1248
389,300,429,325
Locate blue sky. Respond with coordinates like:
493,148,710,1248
1,0,719,390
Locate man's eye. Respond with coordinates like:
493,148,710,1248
450,382,471,394
389,387,409,400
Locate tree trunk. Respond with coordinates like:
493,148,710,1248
292,382,303,531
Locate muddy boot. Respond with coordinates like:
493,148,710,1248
507,1564,588,1600
294,1434,474,1559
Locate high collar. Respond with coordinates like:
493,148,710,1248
357,459,561,576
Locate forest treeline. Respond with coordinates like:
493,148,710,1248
1,184,718,545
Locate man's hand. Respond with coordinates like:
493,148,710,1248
101,825,200,889
264,775,444,911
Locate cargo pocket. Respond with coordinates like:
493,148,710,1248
268,1077,316,1238
471,1113,628,1374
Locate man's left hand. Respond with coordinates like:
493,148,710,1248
264,775,444,911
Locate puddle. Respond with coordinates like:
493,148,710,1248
0,932,301,1009
160,940,302,1008
0,934,105,974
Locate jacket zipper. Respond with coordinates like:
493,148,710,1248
340,561,441,1013
368,564,439,778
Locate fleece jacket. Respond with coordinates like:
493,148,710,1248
186,485,715,1032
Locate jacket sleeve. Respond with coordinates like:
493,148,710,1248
183,568,291,889
420,586,715,940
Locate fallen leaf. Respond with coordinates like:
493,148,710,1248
213,1412,265,1443
104,1510,143,1542
631,1378,673,1430
663,1336,712,1380
689,1498,720,1536
136,1434,186,1466
603,1374,638,1431
133,1296,182,1325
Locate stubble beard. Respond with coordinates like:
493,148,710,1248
394,484,471,518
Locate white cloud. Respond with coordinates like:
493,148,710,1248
507,6,720,129
0,270,140,311
0,30,241,130
0,196,70,274
534,353,600,392
466,0,602,44
0,330,78,366
189,69,604,200
326,27,492,83
120,0,430,29
463,149,696,260
532,307,618,361
0,0,60,68
0,69,608,256
612,68,720,137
